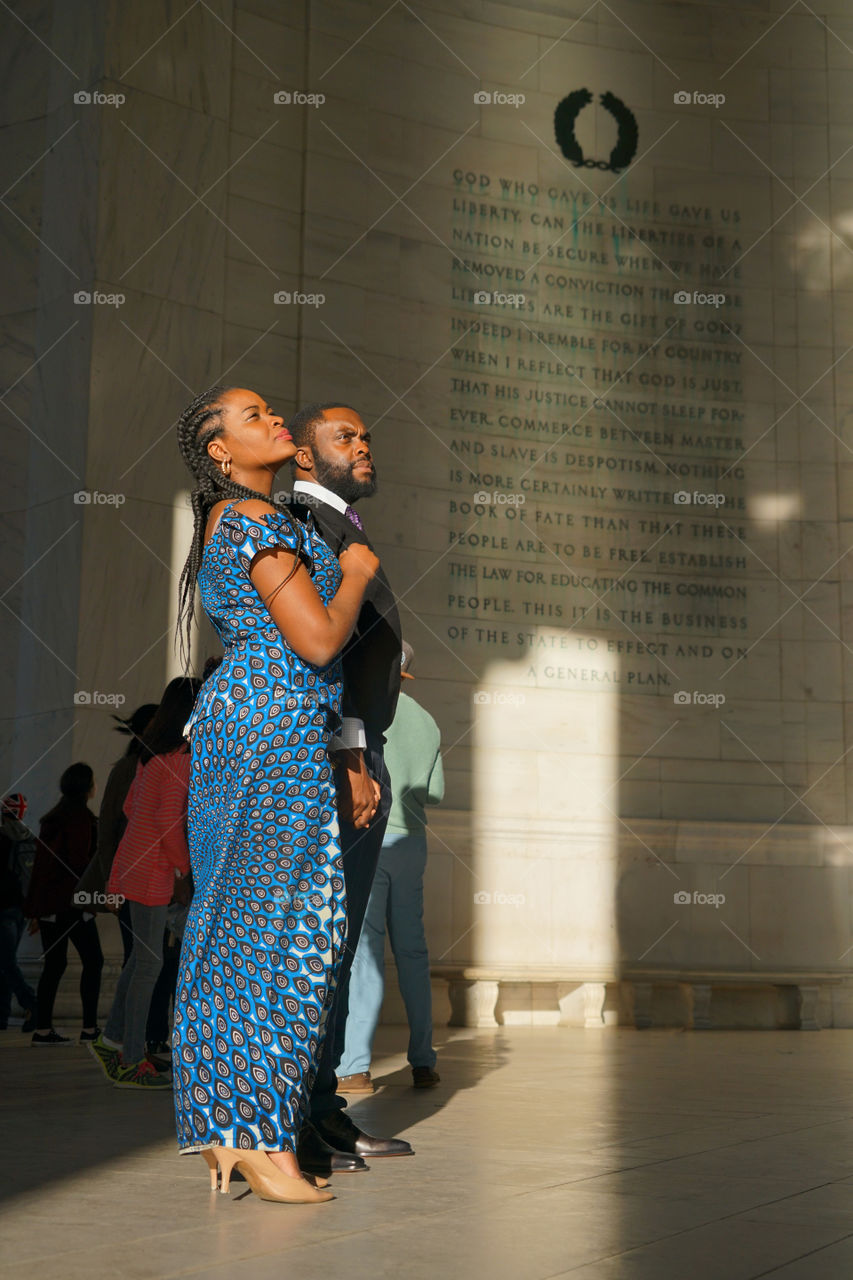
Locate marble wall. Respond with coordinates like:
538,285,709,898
6,0,853,1028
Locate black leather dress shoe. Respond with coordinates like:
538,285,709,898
313,1108,414,1157
297,1122,369,1175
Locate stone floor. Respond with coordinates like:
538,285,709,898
2,1024,853,1278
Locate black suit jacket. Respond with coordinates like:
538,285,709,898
290,496,402,739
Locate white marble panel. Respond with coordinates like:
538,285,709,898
311,0,540,86
93,350,221,498
225,194,300,274
0,2,54,125
97,85,229,309
226,132,303,216
749,865,853,965
221,321,298,410
769,66,830,126
711,10,827,71
106,0,233,117
234,0,305,32
225,258,299,334
309,33,475,131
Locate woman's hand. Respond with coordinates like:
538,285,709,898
26,918,39,936
245,500,379,666
339,542,379,582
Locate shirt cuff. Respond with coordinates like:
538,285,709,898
331,717,367,751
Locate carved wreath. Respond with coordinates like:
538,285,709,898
554,89,638,172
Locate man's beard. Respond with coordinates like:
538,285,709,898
314,453,378,505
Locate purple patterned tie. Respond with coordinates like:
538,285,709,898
345,505,364,531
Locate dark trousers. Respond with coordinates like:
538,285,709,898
118,898,134,966
146,927,182,1045
309,736,391,1120
0,907,37,1025
36,910,103,1028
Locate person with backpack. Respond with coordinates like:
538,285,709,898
0,793,37,1031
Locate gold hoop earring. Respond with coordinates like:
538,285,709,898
220,458,232,478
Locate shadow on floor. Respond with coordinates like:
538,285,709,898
0,1027,510,1204
341,1027,512,1140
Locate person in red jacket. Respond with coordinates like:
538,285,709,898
24,763,104,1045
92,677,200,1090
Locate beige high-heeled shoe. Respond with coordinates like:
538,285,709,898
213,1147,334,1203
201,1149,218,1190
199,1147,328,1192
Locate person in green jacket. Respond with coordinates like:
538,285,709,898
336,642,444,1091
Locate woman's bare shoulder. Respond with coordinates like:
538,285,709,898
205,497,277,544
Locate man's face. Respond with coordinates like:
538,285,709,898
311,408,377,504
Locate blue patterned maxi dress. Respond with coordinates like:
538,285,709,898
173,502,347,1154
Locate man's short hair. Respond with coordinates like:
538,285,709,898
287,402,360,447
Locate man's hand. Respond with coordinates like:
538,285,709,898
333,748,380,829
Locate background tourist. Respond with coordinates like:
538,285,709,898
337,641,444,1093
91,677,199,1089
24,765,103,1045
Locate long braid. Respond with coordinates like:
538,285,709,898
175,384,297,672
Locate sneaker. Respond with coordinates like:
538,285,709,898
88,1034,121,1082
114,1058,172,1090
31,1029,73,1046
79,1026,102,1043
411,1066,440,1088
336,1071,375,1094
146,1040,171,1073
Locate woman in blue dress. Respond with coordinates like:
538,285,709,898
173,385,379,1205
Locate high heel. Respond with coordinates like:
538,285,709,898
201,1149,218,1190
213,1148,334,1203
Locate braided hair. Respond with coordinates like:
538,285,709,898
175,384,295,670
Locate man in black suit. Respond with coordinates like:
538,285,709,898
286,402,413,1173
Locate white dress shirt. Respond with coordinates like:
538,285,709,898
293,478,349,516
